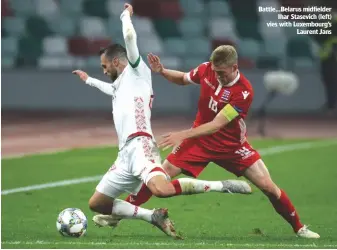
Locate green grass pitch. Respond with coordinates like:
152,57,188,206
1,139,337,249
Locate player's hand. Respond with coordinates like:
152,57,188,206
158,132,186,150
72,70,89,82
124,3,133,16
147,53,164,73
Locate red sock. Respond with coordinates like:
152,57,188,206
269,189,303,232
125,183,153,206
125,167,168,205
171,179,182,195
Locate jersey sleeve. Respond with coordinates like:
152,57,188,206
85,77,115,96
220,87,253,121
186,62,209,85
228,88,253,119
120,9,140,68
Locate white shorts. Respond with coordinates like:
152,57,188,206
96,136,168,198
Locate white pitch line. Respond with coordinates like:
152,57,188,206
257,140,336,155
1,240,336,248
2,140,337,196
2,142,114,160
1,175,103,196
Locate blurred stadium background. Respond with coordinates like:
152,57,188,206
1,0,337,156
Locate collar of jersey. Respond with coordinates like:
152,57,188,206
112,65,128,90
218,70,240,87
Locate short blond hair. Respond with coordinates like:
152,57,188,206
210,45,238,66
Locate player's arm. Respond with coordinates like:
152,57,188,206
120,4,140,68
86,77,115,96
72,70,114,96
161,69,191,86
158,104,239,150
147,53,191,86
182,89,252,139
184,104,238,138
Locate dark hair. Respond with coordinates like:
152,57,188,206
99,44,127,61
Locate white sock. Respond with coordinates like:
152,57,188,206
177,178,223,194
112,199,153,223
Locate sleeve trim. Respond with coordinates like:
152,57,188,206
186,72,198,85
128,56,141,68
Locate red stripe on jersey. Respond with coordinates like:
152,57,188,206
149,167,166,174
127,132,152,140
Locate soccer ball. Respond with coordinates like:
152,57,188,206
56,208,87,237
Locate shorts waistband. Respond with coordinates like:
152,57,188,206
126,132,152,142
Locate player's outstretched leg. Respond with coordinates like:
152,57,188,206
126,179,251,205
170,178,252,195
146,175,251,198
243,159,320,239
89,193,180,239
125,177,251,209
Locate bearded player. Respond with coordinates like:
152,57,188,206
122,45,320,239
72,4,252,239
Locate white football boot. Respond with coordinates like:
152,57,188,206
297,225,320,239
221,180,252,194
92,214,122,228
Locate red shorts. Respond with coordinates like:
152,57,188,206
167,138,261,177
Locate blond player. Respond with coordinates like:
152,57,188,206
72,3,252,238
132,46,319,239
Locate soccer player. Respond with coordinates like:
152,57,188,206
123,46,320,239
72,3,251,239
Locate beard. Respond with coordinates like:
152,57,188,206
110,72,118,82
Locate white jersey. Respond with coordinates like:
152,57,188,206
83,8,169,198
85,10,156,150
111,58,154,149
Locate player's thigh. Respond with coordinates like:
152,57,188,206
128,136,170,184
95,153,137,199
215,142,261,177
166,138,210,178
95,170,125,199
127,137,177,195
243,159,280,197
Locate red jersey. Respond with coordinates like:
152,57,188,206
186,62,254,152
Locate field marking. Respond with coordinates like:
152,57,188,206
2,140,337,196
1,142,115,160
1,175,103,196
1,240,336,248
